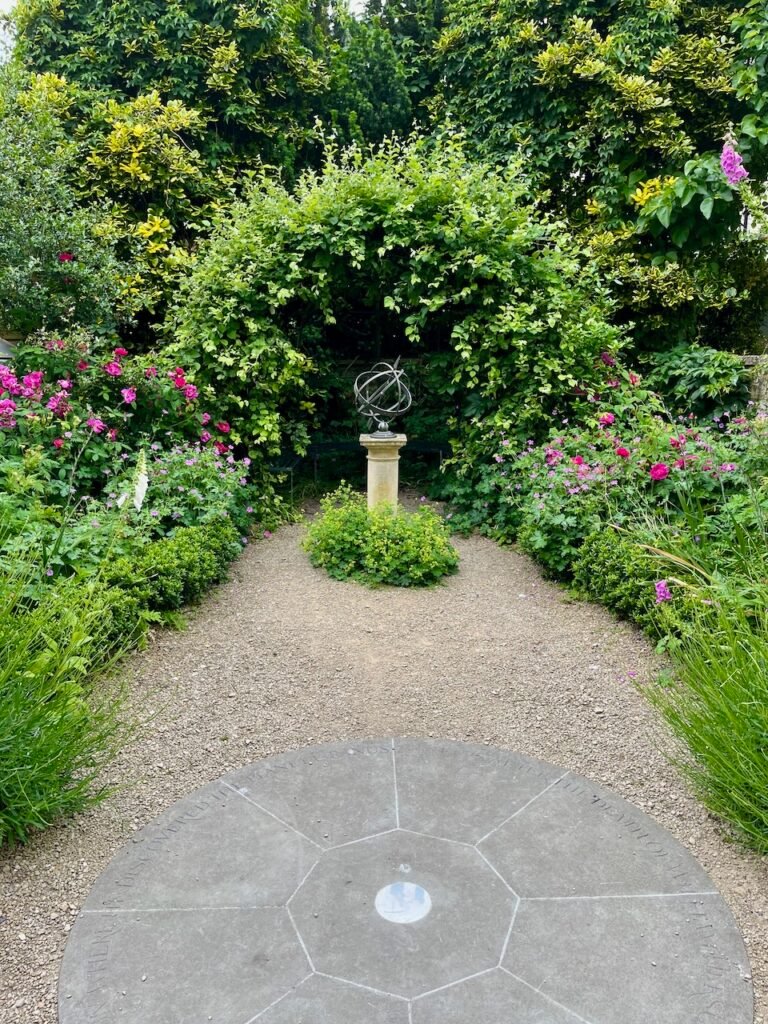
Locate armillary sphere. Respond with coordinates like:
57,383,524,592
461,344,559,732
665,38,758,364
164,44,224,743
354,357,413,436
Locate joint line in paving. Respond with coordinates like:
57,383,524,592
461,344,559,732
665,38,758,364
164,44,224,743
80,905,284,914
223,782,325,851
328,828,399,851
474,847,519,896
475,770,571,846
398,826,474,849
407,1001,414,1024
522,891,720,902
314,971,409,1002
242,974,313,1024
286,860,321,905
411,967,497,1002
287,907,315,972
391,739,400,828
498,898,520,966
501,968,597,1024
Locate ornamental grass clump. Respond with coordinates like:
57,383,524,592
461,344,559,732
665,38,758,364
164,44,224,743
0,564,129,846
646,603,768,854
304,486,459,587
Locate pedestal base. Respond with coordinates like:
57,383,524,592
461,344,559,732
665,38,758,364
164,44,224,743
360,433,407,509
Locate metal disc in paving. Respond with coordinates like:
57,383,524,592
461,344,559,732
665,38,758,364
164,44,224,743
60,740,753,1024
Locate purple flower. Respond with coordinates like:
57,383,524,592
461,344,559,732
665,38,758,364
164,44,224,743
721,144,749,186
655,580,673,604
719,462,736,473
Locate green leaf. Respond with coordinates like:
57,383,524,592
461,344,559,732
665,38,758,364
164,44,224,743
700,197,714,220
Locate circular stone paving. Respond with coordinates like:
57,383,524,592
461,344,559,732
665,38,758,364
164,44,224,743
60,740,753,1024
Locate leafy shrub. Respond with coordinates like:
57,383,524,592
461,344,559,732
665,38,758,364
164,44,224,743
0,67,124,334
169,137,623,457
646,603,768,853
304,486,459,587
0,569,128,846
103,522,242,611
644,345,751,419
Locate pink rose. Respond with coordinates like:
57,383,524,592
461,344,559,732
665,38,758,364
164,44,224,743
200,430,211,443
52,438,64,449
107,428,118,441
121,387,137,404
183,384,198,401
114,347,128,358
77,360,89,371
571,455,585,466
57,251,74,263
145,366,158,378
104,361,122,377
650,463,670,481
216,421,231,434
629,372,641,386
599,413,615,427
615,447,630,458
86,417,107,434
201,412,211,425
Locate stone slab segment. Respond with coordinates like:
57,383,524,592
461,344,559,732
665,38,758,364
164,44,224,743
290,830,516,998
59,740,754,1024
224,741,396,848
412,968,587,1024
81,780,317,912
479,771,715,898
59,908,307,1024
257,975,408,1023
505,895,754,1024
394,738,565,845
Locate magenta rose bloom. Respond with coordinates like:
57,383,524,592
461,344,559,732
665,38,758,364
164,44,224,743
104,361,122,377
650,463,670,481
121,387,137,404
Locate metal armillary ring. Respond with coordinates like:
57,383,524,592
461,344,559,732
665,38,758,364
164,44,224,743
354,357,413,437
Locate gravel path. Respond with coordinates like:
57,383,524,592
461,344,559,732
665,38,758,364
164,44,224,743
2,521,767,1023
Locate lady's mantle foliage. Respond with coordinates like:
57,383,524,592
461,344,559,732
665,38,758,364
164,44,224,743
168,137,622,457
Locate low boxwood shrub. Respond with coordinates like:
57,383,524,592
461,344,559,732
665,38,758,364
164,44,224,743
103,521,242,612
304,486,459,587
572,530,660,632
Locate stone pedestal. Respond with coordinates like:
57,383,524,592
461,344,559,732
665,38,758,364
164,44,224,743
360,433,407,509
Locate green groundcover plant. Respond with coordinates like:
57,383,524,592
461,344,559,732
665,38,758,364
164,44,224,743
304,485,459,587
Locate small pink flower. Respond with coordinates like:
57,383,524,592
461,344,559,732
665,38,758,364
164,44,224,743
214,441,229,454
650,463,670,481
77,360,89,371
183,384,198,401
57,251,74,263
57,378,73,391
201,412,211,425
655,580,672,603
121,387,137,404
200,430,211,443
615,447,630,458
113,347,128,358
46,338,65,351
263,530,273,539
599,413,615,427
721,144,749,186
600,352,616,367
719,462,737,473
629,372,641,386
173,376,187,389
104,361,122,377
107,428,118,441
145,366,158,378
52,438,64,449
216,421,231,434
571,455,585,466
86,416,107,434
